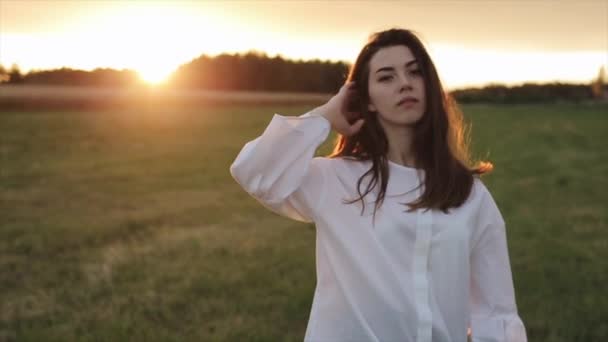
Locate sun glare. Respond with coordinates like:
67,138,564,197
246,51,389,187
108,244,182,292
76,3,228,85
137,66,174,85
103,6,187,85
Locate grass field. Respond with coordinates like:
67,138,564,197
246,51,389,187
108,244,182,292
1,102,607,341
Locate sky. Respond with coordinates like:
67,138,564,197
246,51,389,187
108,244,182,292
0,0,606,89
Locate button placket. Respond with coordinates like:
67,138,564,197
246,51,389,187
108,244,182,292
414,186,433,342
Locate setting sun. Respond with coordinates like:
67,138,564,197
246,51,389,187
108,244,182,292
137,68,172,85
82,4,212,85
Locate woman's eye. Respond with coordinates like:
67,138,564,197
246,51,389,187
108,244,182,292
410,69,421,75
379,76,392,82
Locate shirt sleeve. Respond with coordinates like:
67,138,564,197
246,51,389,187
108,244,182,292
229,109,331,223
468,185,528,342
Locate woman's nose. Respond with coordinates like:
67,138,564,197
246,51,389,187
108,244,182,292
399,75,413,90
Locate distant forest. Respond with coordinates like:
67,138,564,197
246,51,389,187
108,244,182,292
1,51,606,104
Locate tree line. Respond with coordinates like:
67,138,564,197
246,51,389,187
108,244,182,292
1,52,606,103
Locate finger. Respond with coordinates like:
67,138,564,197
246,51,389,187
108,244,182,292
345,109,361,121
343,81,356,88
348,119,365,135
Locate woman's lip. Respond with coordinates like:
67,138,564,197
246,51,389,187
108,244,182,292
398,99,418,107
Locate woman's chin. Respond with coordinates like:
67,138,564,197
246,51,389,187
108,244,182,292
378,113,424,128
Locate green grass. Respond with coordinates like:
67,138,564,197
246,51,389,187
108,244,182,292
1,102,607,341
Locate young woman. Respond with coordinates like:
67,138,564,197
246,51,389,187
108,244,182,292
230,28,527,342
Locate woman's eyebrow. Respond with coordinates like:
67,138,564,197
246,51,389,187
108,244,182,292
375,59,418,74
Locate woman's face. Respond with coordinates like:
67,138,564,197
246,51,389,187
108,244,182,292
367,45,426,128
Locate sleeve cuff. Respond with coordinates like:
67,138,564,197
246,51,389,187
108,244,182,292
471,315,527,342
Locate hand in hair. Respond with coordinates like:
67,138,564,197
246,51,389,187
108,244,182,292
313,81,365,137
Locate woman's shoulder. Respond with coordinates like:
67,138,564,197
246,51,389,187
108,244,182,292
468,176,501,210
310,156,370,179
312,155,369,169
471,176,488,194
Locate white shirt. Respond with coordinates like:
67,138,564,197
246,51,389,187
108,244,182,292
230,110,528,342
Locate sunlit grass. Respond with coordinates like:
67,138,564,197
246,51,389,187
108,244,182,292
1,102,607,341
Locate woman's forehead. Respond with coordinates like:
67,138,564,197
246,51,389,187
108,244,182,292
369,45,417,73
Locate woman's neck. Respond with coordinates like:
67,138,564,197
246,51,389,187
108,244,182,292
380,121,417,168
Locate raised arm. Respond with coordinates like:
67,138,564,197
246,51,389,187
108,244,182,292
230,81,365,223
230,110,331,222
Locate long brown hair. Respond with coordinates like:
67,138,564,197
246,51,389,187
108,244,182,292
328,28,493,218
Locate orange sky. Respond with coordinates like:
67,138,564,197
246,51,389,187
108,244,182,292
1,0,606,89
